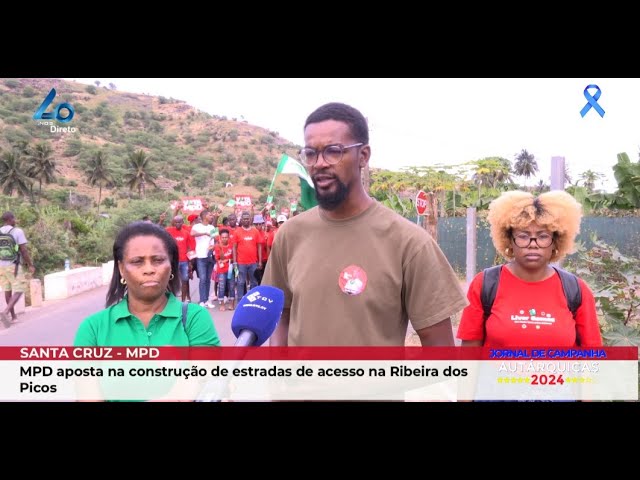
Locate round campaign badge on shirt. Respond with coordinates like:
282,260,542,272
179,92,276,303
338,265,368,296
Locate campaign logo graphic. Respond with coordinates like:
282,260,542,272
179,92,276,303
338,265,368,296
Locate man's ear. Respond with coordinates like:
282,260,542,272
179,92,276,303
359,145,371,169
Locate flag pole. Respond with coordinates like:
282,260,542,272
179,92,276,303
267,154,286,196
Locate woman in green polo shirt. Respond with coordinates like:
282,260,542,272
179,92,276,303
74,222,221,401
75,221,221,347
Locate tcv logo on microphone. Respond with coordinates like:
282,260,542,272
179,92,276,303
246,291,274,303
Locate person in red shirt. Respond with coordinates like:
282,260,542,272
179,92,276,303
212,228,235,311
263,220,276,267
266,214,286,259
233,211,263,300
252,214,268,285
457,190,602,348
165,215,195,302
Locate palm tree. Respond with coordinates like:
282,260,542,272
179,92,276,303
85,151,115,214
578,170,605,193
472,164,492,203
564,164,573,185
0,150,32,198
488,157,514,188
124,149,156,198
535,179,549,193
26,142,57,198
471,157,514,204
514,149,539,187
13,140,30,156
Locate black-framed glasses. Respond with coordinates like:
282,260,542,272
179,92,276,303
512,233,554,248
299,143,364,167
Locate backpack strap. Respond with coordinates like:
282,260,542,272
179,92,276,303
3,226,16,241
551,266,582,319
480,265,503,321
3,227,19,267
182,301,189,331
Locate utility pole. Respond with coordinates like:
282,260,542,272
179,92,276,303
550,156,565,191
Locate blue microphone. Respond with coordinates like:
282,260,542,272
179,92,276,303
195,286,284,401
231,285,284,346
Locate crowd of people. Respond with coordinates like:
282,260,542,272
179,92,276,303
157,205,288,311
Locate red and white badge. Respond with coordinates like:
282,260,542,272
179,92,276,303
338,265,368,296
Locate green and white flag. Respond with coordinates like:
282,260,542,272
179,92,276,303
268,154,318,211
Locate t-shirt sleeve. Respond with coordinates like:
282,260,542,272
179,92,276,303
456,272,485,341
186,306,221,346
260,231,292,309
74,316,99,346
404,237,469,331
15,228,28,245
575,278,603,347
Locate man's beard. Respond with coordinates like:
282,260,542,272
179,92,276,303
314,178,349,211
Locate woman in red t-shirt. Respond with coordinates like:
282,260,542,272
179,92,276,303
457,190,602,348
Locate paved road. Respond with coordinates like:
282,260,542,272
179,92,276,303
0,278,460,346
0,278,238,346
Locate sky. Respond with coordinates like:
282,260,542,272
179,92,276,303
68,78,640,193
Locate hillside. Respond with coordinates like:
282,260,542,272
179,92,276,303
0,78,303,212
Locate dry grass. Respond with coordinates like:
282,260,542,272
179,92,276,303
0,78,305,206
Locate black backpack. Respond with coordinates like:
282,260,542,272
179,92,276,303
481,265,582,321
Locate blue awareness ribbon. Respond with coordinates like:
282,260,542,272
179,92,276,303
580,84,605,118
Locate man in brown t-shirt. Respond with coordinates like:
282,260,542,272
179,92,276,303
262,102,468,347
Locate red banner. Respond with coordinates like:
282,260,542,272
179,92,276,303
4,347,636,361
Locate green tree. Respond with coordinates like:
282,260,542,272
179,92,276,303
470,157,513,206
578,169,605,193
564,163,573,185
0,150,32,198
124,149,157,198
26,142,57,198
14,140,31,156
534,179,549,194
84,151,115,214
514,149,539,187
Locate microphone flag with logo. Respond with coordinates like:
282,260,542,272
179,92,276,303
231,285,284,346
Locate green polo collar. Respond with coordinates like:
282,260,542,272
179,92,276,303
111,291,181,323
